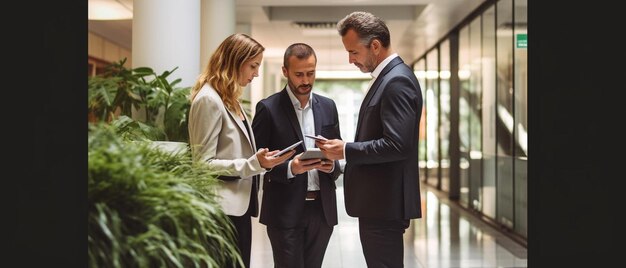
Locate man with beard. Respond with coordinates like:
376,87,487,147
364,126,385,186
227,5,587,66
251,43,342,268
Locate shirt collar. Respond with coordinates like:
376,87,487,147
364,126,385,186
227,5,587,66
371,53,399,79
286,85,312,109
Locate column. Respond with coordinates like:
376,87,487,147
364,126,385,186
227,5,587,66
200,0,236,66
132,0,201,88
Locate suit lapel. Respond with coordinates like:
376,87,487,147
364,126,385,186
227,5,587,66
354,57,404,140
355,80,377,139
312,94,322,137
225,104,255,151
241,104,257,150
312,95,325,149
279,89,305,143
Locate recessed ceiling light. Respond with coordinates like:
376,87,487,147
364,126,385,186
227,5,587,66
88,0,133,20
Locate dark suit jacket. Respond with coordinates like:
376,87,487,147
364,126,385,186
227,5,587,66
344,56,424,220
252,88,342,228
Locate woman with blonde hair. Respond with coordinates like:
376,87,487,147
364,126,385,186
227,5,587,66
188,33,295,268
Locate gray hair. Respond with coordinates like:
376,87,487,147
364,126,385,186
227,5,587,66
336,11,390,48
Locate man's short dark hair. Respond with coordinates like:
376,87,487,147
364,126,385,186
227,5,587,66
283,43,317,68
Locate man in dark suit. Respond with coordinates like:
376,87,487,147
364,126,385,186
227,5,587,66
252,43,342,268
317,11,424,268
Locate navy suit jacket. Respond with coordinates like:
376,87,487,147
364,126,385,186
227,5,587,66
344,56,424,220
252,88,342,228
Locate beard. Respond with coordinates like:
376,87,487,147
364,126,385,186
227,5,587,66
355,53,376,73
289,83,313,96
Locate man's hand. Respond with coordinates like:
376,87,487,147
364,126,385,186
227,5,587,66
291,153,323,175
316,159,334,173
316,139,345,161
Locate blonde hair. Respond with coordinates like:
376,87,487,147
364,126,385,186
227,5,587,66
190,33,264,114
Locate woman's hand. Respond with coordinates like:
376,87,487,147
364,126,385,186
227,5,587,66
256,148,295,169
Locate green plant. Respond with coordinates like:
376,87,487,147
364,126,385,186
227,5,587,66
88,58,191,142
88,123,243,267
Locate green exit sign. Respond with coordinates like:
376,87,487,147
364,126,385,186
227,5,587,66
516,34,527,48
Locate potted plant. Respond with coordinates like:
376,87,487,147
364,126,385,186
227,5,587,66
88,60,244,267
88,58,191,143
88,123,243,267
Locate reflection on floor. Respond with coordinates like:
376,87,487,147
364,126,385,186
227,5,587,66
251,177,527,268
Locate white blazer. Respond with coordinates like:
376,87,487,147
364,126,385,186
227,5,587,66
188,84,265,216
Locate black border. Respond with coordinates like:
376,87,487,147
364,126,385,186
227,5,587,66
529,0,622,266
5,0,624,267
7,1,86,267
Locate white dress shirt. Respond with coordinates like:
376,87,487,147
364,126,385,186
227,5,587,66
285,86,320,191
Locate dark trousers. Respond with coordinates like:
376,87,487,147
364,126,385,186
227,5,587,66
227,213,252,268
226,186,258,268
266,198,334,268
358,217,410,268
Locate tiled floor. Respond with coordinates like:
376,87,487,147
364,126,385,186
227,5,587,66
251,176,527,268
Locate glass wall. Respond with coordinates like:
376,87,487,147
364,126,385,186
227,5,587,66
468,15,483,212
439,40,451,193
278,78,368,144
482,5,497,220
496,0,515,229
414,59,428,183
412,0,527,241
458,26,471,208
425,48,440,188
513,0,528,238
313,79,368,143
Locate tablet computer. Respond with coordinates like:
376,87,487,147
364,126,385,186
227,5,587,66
274,140,303,157
300,148,327,160
304,134,328,141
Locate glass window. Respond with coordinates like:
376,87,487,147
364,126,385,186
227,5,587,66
481,6,497,220
513,0,528,238
496,0,516,229
458,26,471,208
468,16,483,211
439,40,451,193
414,59,428,183
425,48,440,188
313,79,368,143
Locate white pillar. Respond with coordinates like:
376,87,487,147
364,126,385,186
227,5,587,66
200,0,235,67
132,0,200,88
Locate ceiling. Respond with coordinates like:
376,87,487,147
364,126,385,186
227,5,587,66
88,0,486,70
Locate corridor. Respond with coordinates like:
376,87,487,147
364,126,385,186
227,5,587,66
250,176,528,268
